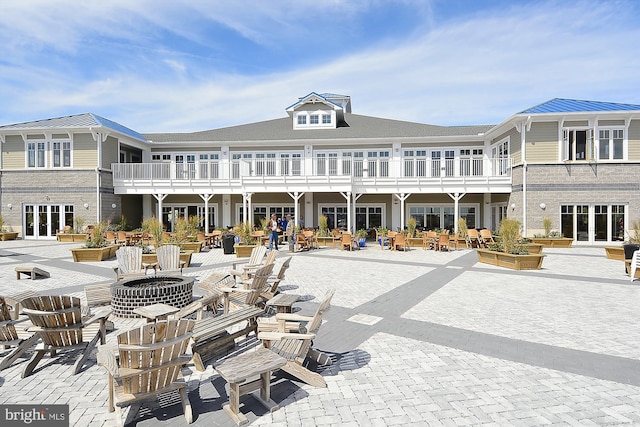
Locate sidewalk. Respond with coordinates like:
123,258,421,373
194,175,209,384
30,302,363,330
1,240,640,426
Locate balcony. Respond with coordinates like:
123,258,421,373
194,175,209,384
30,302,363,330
111,157,512,195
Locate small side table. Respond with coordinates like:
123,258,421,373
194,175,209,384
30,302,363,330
133,303,180,323
214,347,286,425
265,293,300,314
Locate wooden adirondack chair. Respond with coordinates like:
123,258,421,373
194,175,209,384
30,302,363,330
230,245,267,280
221,263,274,314
113,246,156,281
258,289,335,388
231,248,276,283
0,296,39,371
156,244,186,274
261,256,292,301
20,295,111,378
97,319,195,427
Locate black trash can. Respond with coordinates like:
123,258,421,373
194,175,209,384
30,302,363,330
223,234,236,254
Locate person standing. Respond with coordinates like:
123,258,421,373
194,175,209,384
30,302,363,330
280,215,289,242
285,215,294,252
269,214,279,251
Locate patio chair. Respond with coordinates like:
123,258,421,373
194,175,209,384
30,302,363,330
20,295,111,378
156,244,186,274
466,229,482,248
97,319,195,427
331,229,342,249
630,250,640,282
196,272,236,315
436,233,450,252
116,231,129,246
261,256,292,301
449,232,460,251
259,289,335,387
394,233,409,251
220,263,274,314
113,246,156,281
479,229,495,246
303,230,318,249
230,245,268,281
296,233,311,251
0,296,39,371
340,232,359,251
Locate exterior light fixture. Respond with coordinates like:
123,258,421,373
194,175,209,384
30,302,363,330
539,203,546,210
83,203,89,209
111,203,117,209
510,203,516,210
7,203,12,210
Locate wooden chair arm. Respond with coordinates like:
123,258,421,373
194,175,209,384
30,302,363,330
274,313,313,322
96,344,119,376
259,331,316,341
84,307,112,325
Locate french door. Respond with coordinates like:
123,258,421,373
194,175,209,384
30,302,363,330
24,204,70,239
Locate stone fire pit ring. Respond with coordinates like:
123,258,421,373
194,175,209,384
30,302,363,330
111,275,194,318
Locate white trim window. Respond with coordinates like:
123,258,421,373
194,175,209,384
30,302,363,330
562,128,594,161
297,114,307,125
322,114,331,124
310,114,319,125
598,128,624,160
52,140,71,167
27,141,47,168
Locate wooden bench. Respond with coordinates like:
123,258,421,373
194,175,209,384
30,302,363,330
214,347,286,425
191,306,264,371
15,266,50,280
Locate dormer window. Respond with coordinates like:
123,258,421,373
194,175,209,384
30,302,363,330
322,114,331,124
297,115,307,125
310,115,319,124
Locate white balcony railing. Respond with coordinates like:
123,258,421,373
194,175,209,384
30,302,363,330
112,157,512,188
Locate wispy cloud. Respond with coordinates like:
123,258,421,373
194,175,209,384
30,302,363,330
1,0,639,132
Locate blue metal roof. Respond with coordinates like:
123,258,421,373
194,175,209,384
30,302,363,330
90,114,147,142
520,98,640,114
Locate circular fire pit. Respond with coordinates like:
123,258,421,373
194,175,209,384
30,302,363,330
111,276,194,318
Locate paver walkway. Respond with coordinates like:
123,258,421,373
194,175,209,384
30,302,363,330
1,240,639,426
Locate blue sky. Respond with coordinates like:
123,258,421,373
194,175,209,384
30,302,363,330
1,0,640,132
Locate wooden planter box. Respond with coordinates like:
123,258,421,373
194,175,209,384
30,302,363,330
408,237,423,248
525,243,544,254
530,238,573,248
71,245,118,262
142,251,193,268
179,242,203,253
604,246,625,261
0,232,19,241
316,236,335,248
476,249,545,270
57,233,87,243
234,244,257,258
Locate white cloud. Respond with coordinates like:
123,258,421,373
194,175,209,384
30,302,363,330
1,0,639,132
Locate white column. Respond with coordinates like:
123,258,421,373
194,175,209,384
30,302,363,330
287,191,305,227
393,193,411,231
447,192,465,233
153,194,168,229
199,193,213,232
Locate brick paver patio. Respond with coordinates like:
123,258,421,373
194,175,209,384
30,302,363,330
1,240,639,426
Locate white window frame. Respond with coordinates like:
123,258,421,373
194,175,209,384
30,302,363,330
597,127,625,161
562,128,594,162
51,139,72,168
26,140,48,168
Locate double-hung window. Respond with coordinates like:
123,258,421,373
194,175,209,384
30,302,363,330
322,114,331,124
27,141,47,168
310,115,319,124
598,128,624,160
52,141,71,167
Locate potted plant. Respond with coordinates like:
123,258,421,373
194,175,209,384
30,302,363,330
476,218,546,270
530,217,573,248
406,217,417,238
233,221,258,258
138,217,194,267
376,226,389,248
0,215,19,241
170,216,203,253
457,218,469,246
355,229,368,247
70,221,118,262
